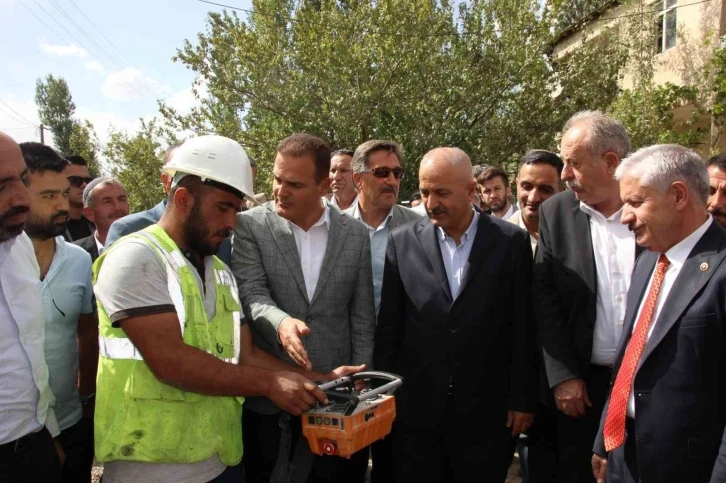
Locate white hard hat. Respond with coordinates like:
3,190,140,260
163,135,256,204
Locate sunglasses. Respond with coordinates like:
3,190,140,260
68,176,93,187
363,167,406,180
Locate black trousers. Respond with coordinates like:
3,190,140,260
527,364,612,483
57,418,94,483
605,419,640,483
393,398,511,483
241,410,368,483
0,427,62,483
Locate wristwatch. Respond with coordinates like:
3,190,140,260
80,393,95,406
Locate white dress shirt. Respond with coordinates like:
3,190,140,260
329,194,358,211
289,204,330,301
438,209,480,300
94,231,104,256
626,216,712,417
501,202,516,220
0,233,59,444
580,203,635,367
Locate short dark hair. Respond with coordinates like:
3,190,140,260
276,133,331,184
409,191,422,203
65,154,88,166
520,150,564,175
20,142,69,174
331,149,354,158
472,164,490,179
706,153,726,173
478,165,509,187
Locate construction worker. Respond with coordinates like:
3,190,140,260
92,135,362,483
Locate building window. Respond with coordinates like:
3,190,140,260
655,0,677,53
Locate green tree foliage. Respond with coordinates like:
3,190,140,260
68,120,102,177
104,119,165,212
35,74,76,155
160,0,626,197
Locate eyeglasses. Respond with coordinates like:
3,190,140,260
68,176,93,188
363,167,406,180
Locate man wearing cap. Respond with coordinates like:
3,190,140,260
104,143,237,267
93,135,362,483
73,177,129,261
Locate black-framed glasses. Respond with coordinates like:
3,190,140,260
363,167,405,180
68,176,93,188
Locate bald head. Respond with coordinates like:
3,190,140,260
419,147,477,241
420,147,473,183
0,132,31,242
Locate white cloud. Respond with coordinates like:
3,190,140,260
101,68,164,102
85,61,105,74
165,79,208,114
40,42,88,58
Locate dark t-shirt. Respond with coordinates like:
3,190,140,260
64,217,94,242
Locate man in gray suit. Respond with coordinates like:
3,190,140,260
344,140,421,314
343,139,420,483
232,133,375,483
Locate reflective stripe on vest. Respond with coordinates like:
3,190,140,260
99,231,241,364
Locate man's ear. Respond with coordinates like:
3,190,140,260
318,176,332,196
173,187,195,214
82,206,95,224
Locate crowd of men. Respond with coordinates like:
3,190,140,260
1,108,726,483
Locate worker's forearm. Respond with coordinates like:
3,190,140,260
154,344,273,398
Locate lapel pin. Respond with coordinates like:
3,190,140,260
700,262,709,271
342,219,348,226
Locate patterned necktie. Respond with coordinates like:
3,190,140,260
603,253,670,452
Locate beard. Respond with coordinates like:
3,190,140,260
183,201,230,257
0,205,30,243
25,210,68,240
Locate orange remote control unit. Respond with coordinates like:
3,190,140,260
301,371,403,458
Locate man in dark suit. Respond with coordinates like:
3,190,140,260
375,147,538,483
592,144,726,483
533,111,637,483
73,176,129,261
104,141,238,266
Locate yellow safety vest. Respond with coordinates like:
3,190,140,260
93,225,244,466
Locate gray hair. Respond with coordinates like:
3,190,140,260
351,140,404,174
615,144,709,205
563,110,631,161
86,177,126,208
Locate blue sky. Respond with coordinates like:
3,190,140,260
0,0,252,148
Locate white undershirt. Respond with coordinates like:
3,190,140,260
627,216,712,417
288,203,330,301
580,203,635,367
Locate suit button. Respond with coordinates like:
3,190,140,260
306,316,313,323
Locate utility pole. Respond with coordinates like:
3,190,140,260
40,124,45,144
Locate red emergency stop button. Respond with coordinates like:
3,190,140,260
323,441,337,455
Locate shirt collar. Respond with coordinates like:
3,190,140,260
352,202,394,230
290,200,330,232
0,236,19,266
663,216,713,271
579,201,624,222
438,208,480,242
94,232,104,253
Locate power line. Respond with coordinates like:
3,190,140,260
49,0,158,96
0,99,38,128
0,127,38,131
24,0,152,100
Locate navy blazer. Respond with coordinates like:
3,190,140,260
105,200,232,267
593,220,726,483
375,213,538,430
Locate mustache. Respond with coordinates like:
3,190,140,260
628,223,642,233
53,210,69,221
380,185,396,194
565,180,582,191
107,210,127,219
428,206,447,216
708,208,726,218
216,229,231,239
0,205,30,222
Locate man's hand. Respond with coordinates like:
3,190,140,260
278,318,312,370
506,411,535,436
554,378,591,418
53,438,65,467
321,364,366,382
592,453,607,483
266,371,328,415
